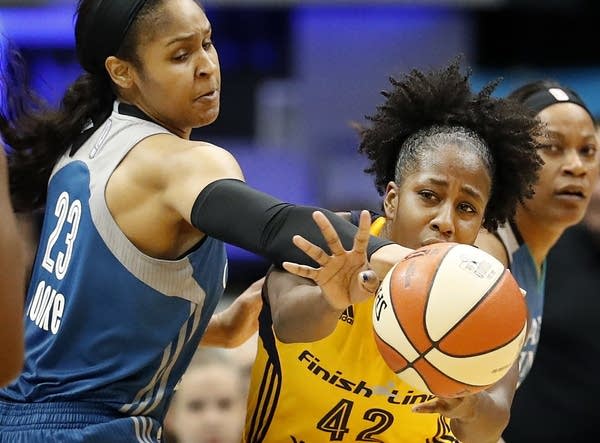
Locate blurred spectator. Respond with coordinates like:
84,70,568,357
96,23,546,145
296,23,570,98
504,167,600,441
223,332,258,395
164,348,248,443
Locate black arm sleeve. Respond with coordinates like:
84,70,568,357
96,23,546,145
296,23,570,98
190,179,393,268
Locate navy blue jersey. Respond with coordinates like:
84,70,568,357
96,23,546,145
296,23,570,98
0,102,227,441
496,222,546,385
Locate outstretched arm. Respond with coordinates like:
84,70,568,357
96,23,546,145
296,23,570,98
0,150,25,386
270,211,382,343
201,277,265,348
153,140,396,268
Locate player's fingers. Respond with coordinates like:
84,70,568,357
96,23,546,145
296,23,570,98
353,210,371,255
414,397,470,420
282,262,319,280
312,211,345,256
411,398,446,414
292,235,330,266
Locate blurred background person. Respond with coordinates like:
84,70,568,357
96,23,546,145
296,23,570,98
503,163,600,442
477,80,599,387
165,348,248,443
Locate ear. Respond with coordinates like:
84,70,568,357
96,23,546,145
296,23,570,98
105,56,135,90
383,181,399,220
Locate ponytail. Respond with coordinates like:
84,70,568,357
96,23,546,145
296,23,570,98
1,52,114,212
3,0,164,212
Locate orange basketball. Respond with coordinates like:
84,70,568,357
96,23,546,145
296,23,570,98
372,242,527,398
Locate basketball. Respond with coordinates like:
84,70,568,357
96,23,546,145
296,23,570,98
372,242,527,398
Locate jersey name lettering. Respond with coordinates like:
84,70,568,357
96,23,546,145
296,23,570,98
29,191,82,335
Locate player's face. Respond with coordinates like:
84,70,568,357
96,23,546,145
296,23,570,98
521,103,599,227
129,0,221,137
383,144,491,250
172,366,245,443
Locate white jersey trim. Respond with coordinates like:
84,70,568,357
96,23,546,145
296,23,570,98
53,101,208,305
495,222,519,265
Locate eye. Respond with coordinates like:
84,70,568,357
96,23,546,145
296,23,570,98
203,39,214,51
541,143,561,154
217,398,233,410
580,144,597,158
458,202,477,214
187,400,205,412
418,190,439,202
172,51,189,62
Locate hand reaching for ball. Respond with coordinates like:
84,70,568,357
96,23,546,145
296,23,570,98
412,361,517,443
282,210,380,311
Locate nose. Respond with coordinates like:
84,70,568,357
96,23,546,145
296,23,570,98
195,50,218,78
562,148,587,177
429,203,455,238
200,406,226,426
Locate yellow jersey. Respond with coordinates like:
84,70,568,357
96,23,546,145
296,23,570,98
244,217,457,443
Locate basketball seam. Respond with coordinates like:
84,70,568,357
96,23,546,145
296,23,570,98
416,356,490,389
374,330,410,372
437,322,526,358
434,270,525,357
387,261,421,363
389,245,455,360
422,245,456,348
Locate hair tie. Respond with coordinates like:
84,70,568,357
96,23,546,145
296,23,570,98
77,0,149,75
522,87,593,120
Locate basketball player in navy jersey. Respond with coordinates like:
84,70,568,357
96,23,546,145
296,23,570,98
478,83,598,442
0,1,412,441
476,81,599,388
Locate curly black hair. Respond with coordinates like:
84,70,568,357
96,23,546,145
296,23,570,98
358,60,543,231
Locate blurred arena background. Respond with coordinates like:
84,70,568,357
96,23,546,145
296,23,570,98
2,0,599,300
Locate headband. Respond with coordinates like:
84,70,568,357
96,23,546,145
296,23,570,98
77,0,149,75
522,87,593,120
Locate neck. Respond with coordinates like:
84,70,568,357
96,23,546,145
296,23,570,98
514,206,565,270
380,219,392,240
119,97,191,139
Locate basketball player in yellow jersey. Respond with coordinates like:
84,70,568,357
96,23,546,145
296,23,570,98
244,62,543,443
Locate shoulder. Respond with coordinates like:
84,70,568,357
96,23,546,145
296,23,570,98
136,135,240,172
126,135,244,188
475,229,509,267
